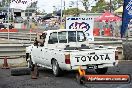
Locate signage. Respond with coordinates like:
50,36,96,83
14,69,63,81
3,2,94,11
66,17,94,41
121,0,132,37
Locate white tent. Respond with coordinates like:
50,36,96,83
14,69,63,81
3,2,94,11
114,6,123,13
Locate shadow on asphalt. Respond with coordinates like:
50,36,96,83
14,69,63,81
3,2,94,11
38,67,100,79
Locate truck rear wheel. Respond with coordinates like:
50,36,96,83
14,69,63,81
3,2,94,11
95,68,108,74
52,60,62,77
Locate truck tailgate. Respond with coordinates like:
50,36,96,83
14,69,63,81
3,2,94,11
70,49,115,66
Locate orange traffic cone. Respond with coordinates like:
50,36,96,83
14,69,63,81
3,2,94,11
2,56,10,69
31,64,38,79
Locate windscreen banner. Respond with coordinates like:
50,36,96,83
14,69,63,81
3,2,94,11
121,0,132,37
66,17,94,41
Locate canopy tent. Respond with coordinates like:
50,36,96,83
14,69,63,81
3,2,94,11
114,6,123,13
95,11,122,22
42,13,55,20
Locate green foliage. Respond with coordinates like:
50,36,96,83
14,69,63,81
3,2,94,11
64,8,86,16
91,0,107,13
0,0,9,7
112,0,123,10
91,0,123,13
81,0,89,13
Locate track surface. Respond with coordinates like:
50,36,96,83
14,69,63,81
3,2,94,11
0,61,132,88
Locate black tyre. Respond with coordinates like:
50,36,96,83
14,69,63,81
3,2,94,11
11,67,31,76
52,60,62,77
95,68,108,74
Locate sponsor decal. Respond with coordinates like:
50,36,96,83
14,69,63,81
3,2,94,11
66,17,94,41
84,75,131,83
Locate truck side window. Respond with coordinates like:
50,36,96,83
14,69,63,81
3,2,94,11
68,31,76,42
48,32,58,44
58,32,67,43
68,31,86,42
77,32,86,42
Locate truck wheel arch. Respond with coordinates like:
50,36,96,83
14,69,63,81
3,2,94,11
26,53,29,61
51,58,56,64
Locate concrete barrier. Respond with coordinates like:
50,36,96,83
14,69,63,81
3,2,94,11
123,42,132,60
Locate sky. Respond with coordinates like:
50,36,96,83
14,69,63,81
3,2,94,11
37,0,98,13
37,0,111,13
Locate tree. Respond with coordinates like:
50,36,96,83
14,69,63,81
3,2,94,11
91,0,107,13
81,0,89,13
26,1,38,14
81,0,99,13
111,0,123,11
91,0,123,13
0,0,9,7
64,8,85,16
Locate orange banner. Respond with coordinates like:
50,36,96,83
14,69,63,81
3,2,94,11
84,75,130,83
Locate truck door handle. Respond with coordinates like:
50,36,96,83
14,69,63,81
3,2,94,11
50,49,54,50
90,52,95,54
41,49,42,51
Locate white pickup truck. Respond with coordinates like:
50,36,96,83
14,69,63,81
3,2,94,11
26,29,118,76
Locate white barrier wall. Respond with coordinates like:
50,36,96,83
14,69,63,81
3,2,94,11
14,23,23,29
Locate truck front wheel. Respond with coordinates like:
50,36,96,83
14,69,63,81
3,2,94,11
95,68,108,74
52,60,62,77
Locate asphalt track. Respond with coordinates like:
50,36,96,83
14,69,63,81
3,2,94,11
0,61,132,88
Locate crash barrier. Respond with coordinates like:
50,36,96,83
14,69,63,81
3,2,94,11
0,44,30,57
0,29,18,32
1,36,131,61
93,28,100,36
0,44,31,68
123,43,132,60
0,32,36,42
103,28,111,36
128,29,132,37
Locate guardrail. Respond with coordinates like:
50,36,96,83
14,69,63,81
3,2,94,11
0,32,132,42
0,33,128,60
0,42,123,60
0,44,31,58
0,32,36,42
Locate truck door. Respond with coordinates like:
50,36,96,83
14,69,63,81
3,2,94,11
31,46,41,64
44,32,58,67
38,33,47,65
